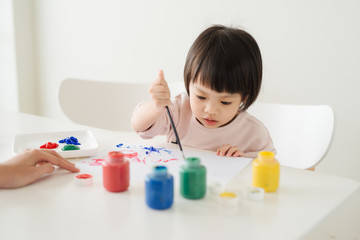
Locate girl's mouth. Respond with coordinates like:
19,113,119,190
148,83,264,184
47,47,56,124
204,118,218,126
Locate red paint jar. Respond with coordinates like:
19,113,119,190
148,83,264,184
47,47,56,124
103,151,130,192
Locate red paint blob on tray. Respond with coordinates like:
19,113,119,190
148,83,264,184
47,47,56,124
40,142,59,149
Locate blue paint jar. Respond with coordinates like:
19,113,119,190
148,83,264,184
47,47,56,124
145,166,174,210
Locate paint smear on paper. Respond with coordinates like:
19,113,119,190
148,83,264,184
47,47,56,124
116,143,178,165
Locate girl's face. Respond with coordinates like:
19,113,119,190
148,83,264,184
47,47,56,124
189,82,243,128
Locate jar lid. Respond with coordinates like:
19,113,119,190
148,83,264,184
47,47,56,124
74,173,93,186
208,181,224,195
258,151,276,163
218,192,239,206
186,157,201,166
107,151,125,163
153,165,168,175
243,187,265,201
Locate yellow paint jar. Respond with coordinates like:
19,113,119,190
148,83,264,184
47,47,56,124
252,151,280,192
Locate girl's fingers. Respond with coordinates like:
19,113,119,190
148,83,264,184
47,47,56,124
217,145,243,157
217,144,230,156
226,147,237,157
157,70,167,85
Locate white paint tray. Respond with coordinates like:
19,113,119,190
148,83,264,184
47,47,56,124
13,130,99,158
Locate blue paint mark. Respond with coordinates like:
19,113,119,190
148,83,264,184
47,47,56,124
59,136,81,145
116,143,171,155
144,146,163,154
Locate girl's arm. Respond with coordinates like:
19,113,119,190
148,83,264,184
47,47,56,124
131,70,171,132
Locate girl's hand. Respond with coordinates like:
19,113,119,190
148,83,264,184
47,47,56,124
149,70,171,111
216,144,244,157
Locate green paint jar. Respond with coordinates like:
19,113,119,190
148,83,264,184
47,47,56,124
180,157,206,199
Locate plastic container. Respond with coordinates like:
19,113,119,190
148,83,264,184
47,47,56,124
145,166,174,210
180,157,206,199
74,173,93,186
252,151,280,192
218,192,239,206
103,151,129,192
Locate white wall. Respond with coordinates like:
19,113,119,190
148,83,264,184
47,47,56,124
18,0,360,181
0,0,19,111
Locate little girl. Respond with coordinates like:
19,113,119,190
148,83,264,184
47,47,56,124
131,25,275,158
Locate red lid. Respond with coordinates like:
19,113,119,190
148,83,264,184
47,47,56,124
76,174,92,179
107,151,125,163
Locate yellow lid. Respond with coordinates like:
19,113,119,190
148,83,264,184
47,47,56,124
258,151,276,163
219,192,237,198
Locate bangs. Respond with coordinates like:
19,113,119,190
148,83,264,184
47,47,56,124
190,33,249,96
192,48,244,95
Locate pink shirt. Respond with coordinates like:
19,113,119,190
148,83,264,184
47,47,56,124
133,93,276,158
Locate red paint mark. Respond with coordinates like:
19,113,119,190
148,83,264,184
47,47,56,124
123,151,142,163
123,152,138,158
76,174,92,179
40,142,59,149
90,158,105,166
162,158,178,163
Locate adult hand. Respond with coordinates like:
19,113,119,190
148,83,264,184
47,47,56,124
0,149,80,189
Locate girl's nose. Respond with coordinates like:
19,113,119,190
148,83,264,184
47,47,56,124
204,102,217,115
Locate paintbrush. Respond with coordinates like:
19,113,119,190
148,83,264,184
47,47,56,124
166,106,186,161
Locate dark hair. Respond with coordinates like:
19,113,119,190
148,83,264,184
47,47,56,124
184,25,262,111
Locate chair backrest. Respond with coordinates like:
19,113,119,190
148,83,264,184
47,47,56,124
59,79,150,131
247,102,335,169
59,79,186,132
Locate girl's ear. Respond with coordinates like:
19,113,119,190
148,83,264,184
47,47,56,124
239,95,248,110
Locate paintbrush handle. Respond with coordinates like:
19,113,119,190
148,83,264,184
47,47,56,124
166,106,184,153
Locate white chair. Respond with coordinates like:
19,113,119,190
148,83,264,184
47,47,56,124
59,79,185,132
247,102,334,169
59,79,150,131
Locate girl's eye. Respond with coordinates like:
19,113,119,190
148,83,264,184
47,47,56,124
221,101,232,105
196,95,206,100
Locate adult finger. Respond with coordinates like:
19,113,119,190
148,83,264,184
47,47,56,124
33,150,79,172
42,149,76,166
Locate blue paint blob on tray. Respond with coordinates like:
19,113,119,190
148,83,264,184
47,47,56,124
59,136,81,145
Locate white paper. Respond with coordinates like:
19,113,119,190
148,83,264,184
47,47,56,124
86,144,253,184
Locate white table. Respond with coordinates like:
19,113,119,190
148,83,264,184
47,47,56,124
0,110,359,240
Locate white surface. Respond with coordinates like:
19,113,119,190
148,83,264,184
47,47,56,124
0,0,18,111
12,130,99,158
0,109,359,240
248,102,334,169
